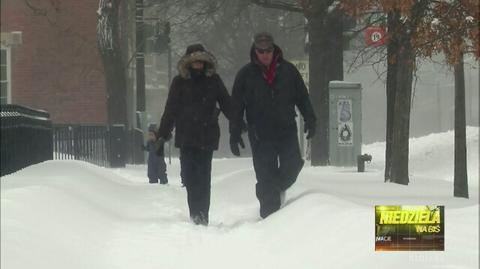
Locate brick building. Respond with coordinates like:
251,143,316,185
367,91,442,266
1,0,107,124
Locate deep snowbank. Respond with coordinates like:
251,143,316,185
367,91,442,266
1,128,478,269
364,126,479,186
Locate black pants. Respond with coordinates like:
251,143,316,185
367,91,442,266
249,131,304,218
180,147,213,225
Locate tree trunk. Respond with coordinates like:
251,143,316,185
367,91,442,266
390,38,414,185
309,7,343,166
97,0,128,125
453,53,469,198
388,1,429,185
326,11,344,83
384,10,400,182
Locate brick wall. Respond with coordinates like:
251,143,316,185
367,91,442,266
1,0,107,124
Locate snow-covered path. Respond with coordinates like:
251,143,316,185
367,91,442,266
1,128,479,269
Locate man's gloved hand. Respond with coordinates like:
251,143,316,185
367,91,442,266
229,134,245,156
154,137,166,156
304,120,316,139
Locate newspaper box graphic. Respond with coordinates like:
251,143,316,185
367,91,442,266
375,205,445,251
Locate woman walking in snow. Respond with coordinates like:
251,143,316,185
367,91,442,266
155,44,230,226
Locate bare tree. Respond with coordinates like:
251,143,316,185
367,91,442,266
97,0,128,125
342,0,478,191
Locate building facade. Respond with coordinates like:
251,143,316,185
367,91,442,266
1,0,107,124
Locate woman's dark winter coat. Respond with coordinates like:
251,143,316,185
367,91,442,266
157,49,230,151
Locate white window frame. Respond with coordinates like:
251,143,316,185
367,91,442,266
1,45,12,104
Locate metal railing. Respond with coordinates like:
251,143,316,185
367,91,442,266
53,124,110,167
53,124,145,168
1,104,53,176
1,104,145,175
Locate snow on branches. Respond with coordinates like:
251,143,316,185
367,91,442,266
340,0,479,65
97,0,115,51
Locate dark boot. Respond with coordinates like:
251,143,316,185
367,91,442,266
159,175,168,184
278,158,304,191
256,181,281,218
191,211,209,226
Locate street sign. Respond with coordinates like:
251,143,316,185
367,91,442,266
365,26,385,47
291,60,309,89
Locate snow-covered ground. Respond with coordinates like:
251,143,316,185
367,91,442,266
1,127,479,269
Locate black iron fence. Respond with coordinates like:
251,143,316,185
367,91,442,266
53,124,110,166
1,105,145,176
1,104,53,176
53,124,145,168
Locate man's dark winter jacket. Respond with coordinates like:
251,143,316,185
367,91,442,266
230,45,316,140
157,49,230,151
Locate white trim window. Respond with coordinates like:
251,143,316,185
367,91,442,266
1,45,11,104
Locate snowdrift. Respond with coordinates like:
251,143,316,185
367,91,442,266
1,128,478,269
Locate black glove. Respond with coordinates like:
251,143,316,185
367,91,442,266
154,138,166,156
230,134,245,156
304,120,316,139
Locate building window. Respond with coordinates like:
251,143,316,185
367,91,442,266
1,46,11,104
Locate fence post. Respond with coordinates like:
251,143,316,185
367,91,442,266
133,128,145,164
108,124,126,168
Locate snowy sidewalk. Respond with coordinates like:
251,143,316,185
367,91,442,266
1,128,479,269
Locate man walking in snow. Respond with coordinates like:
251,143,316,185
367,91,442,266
229,32,316,218
156,44,231,226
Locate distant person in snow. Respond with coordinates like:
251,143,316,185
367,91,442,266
229,32,316,218
156,44,231,226
142,124,168,184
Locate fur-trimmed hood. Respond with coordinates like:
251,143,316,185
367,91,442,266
177,50,217,79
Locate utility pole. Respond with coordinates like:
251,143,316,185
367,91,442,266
167,28,172,164
453,53,469,198
136,0,145,113
436,81,442,132
136,0,148,165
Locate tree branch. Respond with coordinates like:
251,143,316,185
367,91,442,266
249,0,304,13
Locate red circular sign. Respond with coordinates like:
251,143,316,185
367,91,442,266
365,27,385,46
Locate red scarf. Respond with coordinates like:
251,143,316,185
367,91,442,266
262,55,278,86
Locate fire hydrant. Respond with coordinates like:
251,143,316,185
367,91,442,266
357,154,372,172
